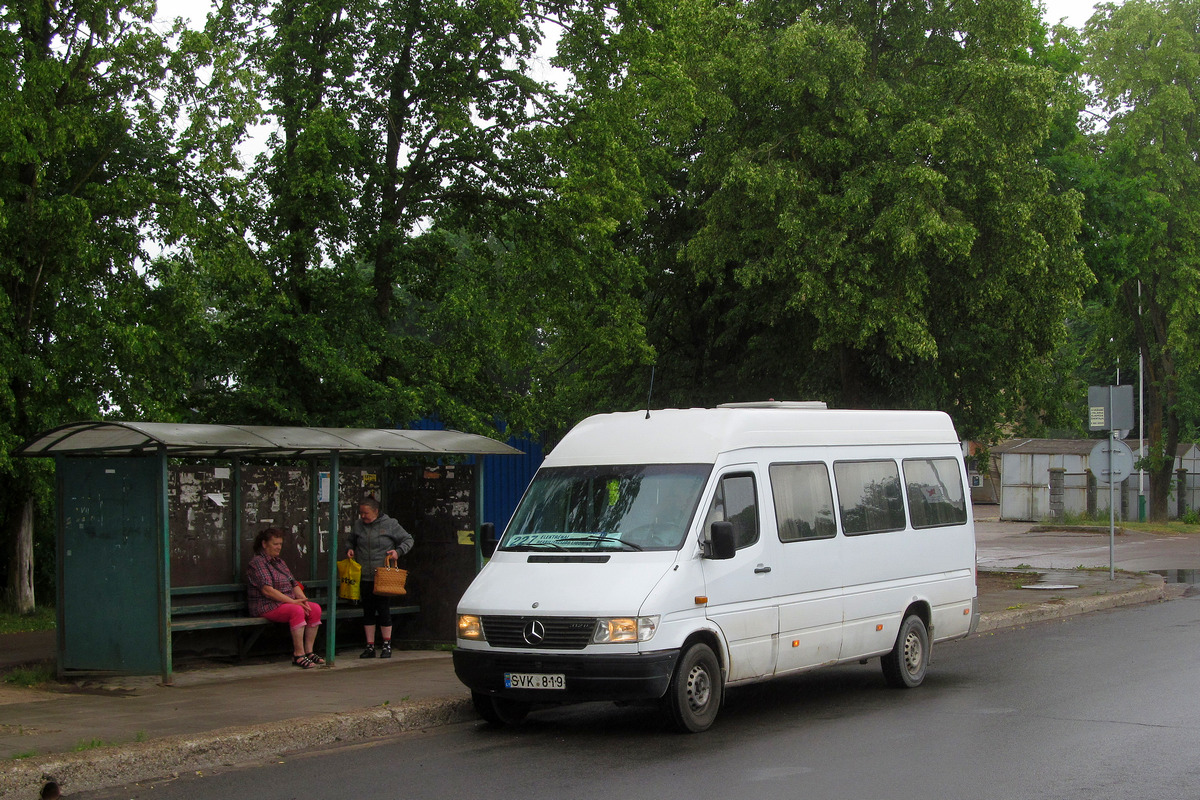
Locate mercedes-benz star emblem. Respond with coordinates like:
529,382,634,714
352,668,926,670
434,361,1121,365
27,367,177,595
522,619,545,645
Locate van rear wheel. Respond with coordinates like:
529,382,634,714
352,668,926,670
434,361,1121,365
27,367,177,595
881,613,929,688
472,691,530,726
664,643,723,733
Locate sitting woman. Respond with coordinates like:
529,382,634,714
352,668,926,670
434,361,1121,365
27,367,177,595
247,527,324,669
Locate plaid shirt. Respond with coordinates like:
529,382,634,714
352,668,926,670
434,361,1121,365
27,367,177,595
246,554,297,617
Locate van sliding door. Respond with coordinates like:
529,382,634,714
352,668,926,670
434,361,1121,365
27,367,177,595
770,461,843,674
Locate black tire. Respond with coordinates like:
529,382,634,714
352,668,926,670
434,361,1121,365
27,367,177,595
663,643,723,733
471,691,530,726
881,613,930,688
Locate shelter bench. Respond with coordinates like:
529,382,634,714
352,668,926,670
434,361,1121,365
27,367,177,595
170,581,419,658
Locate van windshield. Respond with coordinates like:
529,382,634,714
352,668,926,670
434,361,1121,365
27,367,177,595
501,465,712,552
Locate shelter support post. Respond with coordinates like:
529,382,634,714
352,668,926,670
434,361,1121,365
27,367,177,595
232,458,243,576
54,456,65,679
325,452,340,664
159,447,173,685
474,456,485,572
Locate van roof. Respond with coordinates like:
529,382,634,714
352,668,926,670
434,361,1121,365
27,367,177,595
543,406,961,466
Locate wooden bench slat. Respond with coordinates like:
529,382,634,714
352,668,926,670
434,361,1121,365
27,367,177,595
170,602,418,628
171,616,268,632
171,583,245,596
171,602,247,616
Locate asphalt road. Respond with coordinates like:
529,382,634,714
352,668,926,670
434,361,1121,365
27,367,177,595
77,592,1200,800
975,516,1200,572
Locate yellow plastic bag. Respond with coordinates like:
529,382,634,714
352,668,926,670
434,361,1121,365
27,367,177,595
337,558,362,601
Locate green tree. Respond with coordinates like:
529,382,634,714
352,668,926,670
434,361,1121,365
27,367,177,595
578,0,1092,441
1083,0,1200,519
189,0,651,437
0,0,197,610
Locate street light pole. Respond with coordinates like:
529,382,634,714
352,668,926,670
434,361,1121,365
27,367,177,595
1138,280,1145,522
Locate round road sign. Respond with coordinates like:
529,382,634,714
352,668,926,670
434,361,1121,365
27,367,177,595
1089,439,1135,484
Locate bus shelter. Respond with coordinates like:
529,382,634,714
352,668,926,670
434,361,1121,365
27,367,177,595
17,421,520,683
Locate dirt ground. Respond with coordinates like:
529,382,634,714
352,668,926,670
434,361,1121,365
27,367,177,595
977,569,1036,595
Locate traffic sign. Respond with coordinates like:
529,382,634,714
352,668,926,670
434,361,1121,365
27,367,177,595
1090,438,1134,484
1088,385,1134,432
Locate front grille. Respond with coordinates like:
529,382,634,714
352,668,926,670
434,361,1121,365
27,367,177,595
481,616,597,649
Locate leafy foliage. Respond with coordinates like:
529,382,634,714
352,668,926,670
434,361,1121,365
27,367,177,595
573,0,1092,441
1082,0,1200,518
0,0,206,606
180,0,651,437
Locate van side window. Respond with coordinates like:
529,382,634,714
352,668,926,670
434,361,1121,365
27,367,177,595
833,460,906,535
903,458,968,528
704,474,759,549
769,463,836,542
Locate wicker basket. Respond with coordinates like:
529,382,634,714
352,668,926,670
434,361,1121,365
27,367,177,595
373,555,408,596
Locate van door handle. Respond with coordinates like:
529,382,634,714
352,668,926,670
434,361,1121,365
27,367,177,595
754,565,772,574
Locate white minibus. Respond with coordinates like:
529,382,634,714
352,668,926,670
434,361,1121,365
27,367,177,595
453,402,978,732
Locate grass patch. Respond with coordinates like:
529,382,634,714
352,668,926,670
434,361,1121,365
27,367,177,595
0,607,55,635
1119,519,1200,535
3,663,54,688
1046,514,1200,536
74,738,116,752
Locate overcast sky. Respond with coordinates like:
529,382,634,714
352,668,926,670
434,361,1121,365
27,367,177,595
1043,0,1105,28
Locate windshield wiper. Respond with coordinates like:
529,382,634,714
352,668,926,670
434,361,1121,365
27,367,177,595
504,541,567,551
560,535,643,551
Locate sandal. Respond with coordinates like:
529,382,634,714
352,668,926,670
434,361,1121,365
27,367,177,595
292,654,315,669
305,652,325,665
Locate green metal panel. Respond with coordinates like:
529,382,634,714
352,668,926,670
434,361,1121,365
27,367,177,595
59,457,163,673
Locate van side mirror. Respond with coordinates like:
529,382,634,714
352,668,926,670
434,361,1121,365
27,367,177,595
707,521,736,560
480,522,498,558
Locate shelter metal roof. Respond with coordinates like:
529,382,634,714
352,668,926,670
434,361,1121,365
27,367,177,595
992,438,1101,456
993,437,1197,458
17,421,522,459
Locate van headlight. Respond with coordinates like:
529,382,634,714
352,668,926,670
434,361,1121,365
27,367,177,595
593,615,659,643
457,614,484,640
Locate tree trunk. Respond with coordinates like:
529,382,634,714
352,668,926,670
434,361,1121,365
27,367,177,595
3,494,35,614
1126,285,1178,522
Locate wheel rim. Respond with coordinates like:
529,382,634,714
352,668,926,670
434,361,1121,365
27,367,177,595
685,662,711,712
903,629,924,675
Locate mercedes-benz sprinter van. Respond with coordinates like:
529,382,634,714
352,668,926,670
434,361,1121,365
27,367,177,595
453,402,978,732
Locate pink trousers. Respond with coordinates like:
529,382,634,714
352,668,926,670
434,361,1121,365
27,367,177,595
262,602,322,630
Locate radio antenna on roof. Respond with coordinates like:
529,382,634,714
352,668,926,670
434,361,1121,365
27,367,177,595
645,365,655,419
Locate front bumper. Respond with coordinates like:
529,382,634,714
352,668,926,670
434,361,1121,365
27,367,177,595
453,647,680,703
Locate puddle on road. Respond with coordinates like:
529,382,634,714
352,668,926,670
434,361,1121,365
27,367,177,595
1151,569,1200,584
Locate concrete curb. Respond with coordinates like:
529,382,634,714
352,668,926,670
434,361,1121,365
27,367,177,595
0,580,1172,800
0,697,475,799
1026,524,1128,535
974,577,1165,633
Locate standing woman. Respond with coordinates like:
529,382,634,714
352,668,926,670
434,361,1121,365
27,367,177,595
345,497,414,658
247,527,324,668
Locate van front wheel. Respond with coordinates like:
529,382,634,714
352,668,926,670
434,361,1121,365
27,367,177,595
664,643,723,733
881,614,929,688
472,691,530,726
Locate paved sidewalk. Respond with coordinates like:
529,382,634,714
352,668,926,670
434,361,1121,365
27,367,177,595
0,566,1173,799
